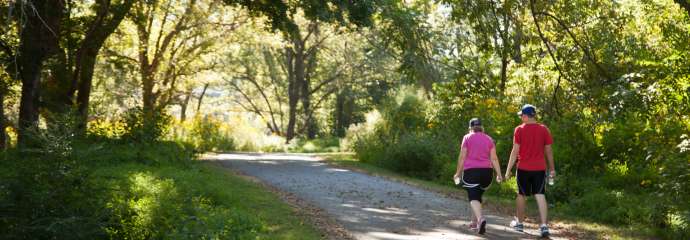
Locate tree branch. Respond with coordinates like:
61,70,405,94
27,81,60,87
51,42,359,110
103,48,139,64
530,0,566,116
536,11,614,83
239,63,281,133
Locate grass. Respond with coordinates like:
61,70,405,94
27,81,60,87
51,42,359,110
200,163,323,239
92,161,322,239
288,137,342,153
0,138,322,239
322,153,659,240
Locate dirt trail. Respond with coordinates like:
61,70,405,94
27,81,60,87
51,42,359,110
206,153,567,240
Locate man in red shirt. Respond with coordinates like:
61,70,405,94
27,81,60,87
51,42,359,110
504,104,555,237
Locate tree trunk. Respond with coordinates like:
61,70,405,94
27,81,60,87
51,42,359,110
142,70,156,128
16,0,64,146
499,5,511,95
75,46,101,130
285,47,299,143
334,88,346,137
513,16,523,63
196,83,209,115
500,55,508,94
180,90,192,121
74,0,136,133
301,70,316,139
0,92,6,149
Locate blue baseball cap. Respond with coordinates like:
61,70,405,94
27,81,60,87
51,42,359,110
469,118,481,127
518,104,536,117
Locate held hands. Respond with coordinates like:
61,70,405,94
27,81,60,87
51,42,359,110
504,170,512,180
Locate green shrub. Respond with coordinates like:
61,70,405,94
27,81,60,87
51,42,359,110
100,170,261,239
0,122,109,239
189,116,236,152
0,132,264,239
288,136,341,153
382,133,436,178
121,107,172,143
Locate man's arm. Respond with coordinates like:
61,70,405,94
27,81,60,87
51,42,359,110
545,144,555,176
505,143,519,179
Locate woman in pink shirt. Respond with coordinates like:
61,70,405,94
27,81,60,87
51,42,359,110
453,118,503,234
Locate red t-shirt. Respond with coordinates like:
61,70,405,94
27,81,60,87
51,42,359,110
513,123,553,171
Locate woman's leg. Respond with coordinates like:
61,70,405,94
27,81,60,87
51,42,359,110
469,207,477,228
470,200,483,222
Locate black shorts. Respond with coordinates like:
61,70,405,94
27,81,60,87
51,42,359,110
516,169,546,196
461,168,493,202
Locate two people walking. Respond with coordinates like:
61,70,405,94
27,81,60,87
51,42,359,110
453,104,555,237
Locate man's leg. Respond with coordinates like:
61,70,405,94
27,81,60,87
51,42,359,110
534,194,548,225
516,194,526,222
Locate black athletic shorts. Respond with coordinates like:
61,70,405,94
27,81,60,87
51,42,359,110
516,169,546,196
461,168,493,202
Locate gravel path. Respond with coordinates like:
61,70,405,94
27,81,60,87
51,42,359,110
207,153,566,240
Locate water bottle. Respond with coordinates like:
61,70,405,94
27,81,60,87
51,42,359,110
548,171,555,186
454,176,460,185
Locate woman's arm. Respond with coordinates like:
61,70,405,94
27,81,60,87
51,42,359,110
454,147,468,178
490,147,503,182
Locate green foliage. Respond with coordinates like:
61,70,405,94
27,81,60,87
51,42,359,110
0,144,105,239
0,131,321,239
97,167,261,239
169,116,287,153
121,107,172,143
288,137,341,153
187,116,236,152
0,109,324,239
347,88,440,179
349,82,690,238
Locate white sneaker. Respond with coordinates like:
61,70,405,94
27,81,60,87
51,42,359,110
510,220,524,232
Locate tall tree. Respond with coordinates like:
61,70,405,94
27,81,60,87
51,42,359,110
442,0,522,94
127,0,227,127
0,4,19,149
6,0,135,144
12,0,63,145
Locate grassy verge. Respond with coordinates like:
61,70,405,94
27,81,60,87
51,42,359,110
323,153,657,240
0,139,321,239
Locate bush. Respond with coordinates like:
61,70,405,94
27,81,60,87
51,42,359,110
121,107,172,143
0,120,110,239
187,116,236,152
288,137,341,153
381,133,435,178
346,88,429,168
170,114,286,153
0,137,264,239
100,170,261,239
